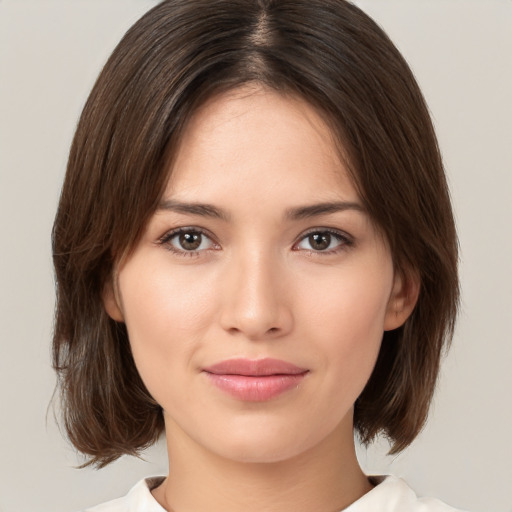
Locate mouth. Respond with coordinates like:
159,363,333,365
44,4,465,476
202,358,309,401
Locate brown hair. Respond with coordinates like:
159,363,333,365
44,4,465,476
52,0,459,467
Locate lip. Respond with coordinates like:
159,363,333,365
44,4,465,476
202,358,309,401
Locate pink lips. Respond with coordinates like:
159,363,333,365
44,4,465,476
202,358,308,401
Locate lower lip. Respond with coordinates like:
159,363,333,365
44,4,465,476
204,372,307,401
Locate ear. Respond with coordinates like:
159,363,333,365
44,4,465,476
102,279,124,322
384,269,420,331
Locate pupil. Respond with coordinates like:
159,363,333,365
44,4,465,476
179,232,201,250
310,233,330,250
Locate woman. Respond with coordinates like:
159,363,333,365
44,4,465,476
52,1,461,510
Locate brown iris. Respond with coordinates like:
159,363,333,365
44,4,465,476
308,232,331,251
179,232,202,250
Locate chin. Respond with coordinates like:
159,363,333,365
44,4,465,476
215,439,304,464
202,416,338,465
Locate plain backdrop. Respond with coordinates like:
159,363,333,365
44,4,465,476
0,1,511,511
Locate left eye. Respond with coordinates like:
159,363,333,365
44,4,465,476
295,231,348,252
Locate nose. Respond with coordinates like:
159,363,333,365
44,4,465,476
219,249,293,340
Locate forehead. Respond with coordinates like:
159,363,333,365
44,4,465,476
164,85,358,206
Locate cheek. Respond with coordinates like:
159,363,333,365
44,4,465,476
117,257,218,395
300,262,393,387
305,260,393,339
121,258,216,335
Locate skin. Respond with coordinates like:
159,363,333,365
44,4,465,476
104,86,418,512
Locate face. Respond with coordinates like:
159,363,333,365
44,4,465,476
105,86,414,464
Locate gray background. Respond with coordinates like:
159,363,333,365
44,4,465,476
0,1,511,511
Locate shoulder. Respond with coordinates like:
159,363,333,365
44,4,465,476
82,477,165,512
345,475,468,512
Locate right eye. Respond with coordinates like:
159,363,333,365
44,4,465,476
159,228,219,256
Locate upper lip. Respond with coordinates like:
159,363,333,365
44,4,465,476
203,358,308,376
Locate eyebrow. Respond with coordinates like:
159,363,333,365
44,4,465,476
157,199,364,222
284,201,365,220
157,200,231,221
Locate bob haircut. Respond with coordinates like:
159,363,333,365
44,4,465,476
52,0,459,468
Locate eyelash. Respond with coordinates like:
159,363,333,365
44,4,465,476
157,227,220,258
157,227,354,258
293,228,354,255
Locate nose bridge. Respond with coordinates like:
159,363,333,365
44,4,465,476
220,244,292,339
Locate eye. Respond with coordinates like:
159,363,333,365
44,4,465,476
294,230,352,253
159,228,219,255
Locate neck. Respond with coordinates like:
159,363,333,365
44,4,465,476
152,415,372,512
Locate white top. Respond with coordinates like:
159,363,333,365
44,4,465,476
83,475,466,511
